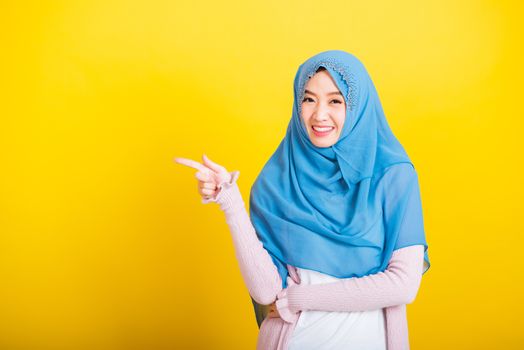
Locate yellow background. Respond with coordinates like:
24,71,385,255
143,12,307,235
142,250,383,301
1,1,523,349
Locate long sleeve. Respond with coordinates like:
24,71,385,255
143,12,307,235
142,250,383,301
276,244,424,317
385,304,410,350
202,170,282,305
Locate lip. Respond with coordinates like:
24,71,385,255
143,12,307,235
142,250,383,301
311,125,334,137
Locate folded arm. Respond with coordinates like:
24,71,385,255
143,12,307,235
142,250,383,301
275,244,425,322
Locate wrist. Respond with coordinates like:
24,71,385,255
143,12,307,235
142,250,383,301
201,170,241,208
283,284,306,314
275,283,303,323
216,171,244,214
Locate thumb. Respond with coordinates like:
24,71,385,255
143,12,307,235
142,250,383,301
202,154,225,174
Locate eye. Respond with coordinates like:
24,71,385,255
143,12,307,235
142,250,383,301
302,97,343,104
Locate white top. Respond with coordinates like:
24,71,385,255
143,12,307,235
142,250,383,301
287,267,387,350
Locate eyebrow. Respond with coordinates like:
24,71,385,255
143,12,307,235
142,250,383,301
304,89,343,97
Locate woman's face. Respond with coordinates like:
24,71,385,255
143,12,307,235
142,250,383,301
301,70,346,148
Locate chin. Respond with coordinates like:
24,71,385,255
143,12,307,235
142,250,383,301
312,140,335,148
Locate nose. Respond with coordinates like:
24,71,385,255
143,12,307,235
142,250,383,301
313,107,329,122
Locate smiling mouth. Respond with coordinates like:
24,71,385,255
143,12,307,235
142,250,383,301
311,126,334,137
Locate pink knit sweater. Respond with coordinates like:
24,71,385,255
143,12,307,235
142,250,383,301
203,170,425,350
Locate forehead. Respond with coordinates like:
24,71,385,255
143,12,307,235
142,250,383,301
304,71,341,91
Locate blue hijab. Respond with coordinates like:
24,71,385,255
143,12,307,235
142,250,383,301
248,50,430,326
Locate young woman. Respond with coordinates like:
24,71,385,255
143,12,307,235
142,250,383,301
176,50,430,350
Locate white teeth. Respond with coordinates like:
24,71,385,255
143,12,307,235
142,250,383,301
313,126,334,132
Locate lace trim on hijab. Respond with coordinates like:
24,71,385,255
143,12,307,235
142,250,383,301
297,56,359,113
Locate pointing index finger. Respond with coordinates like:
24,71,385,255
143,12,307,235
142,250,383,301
174,157,211,174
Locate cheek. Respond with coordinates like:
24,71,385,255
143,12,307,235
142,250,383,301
337,111,346,129
300,105,308,115
301,107,312,122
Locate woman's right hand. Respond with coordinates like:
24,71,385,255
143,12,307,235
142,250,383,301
174,154,232,201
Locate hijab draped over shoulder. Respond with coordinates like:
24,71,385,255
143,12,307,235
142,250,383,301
248,51,430,323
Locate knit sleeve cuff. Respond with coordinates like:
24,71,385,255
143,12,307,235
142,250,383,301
285,284,314,313
276,288,300,323
201,170,243,214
